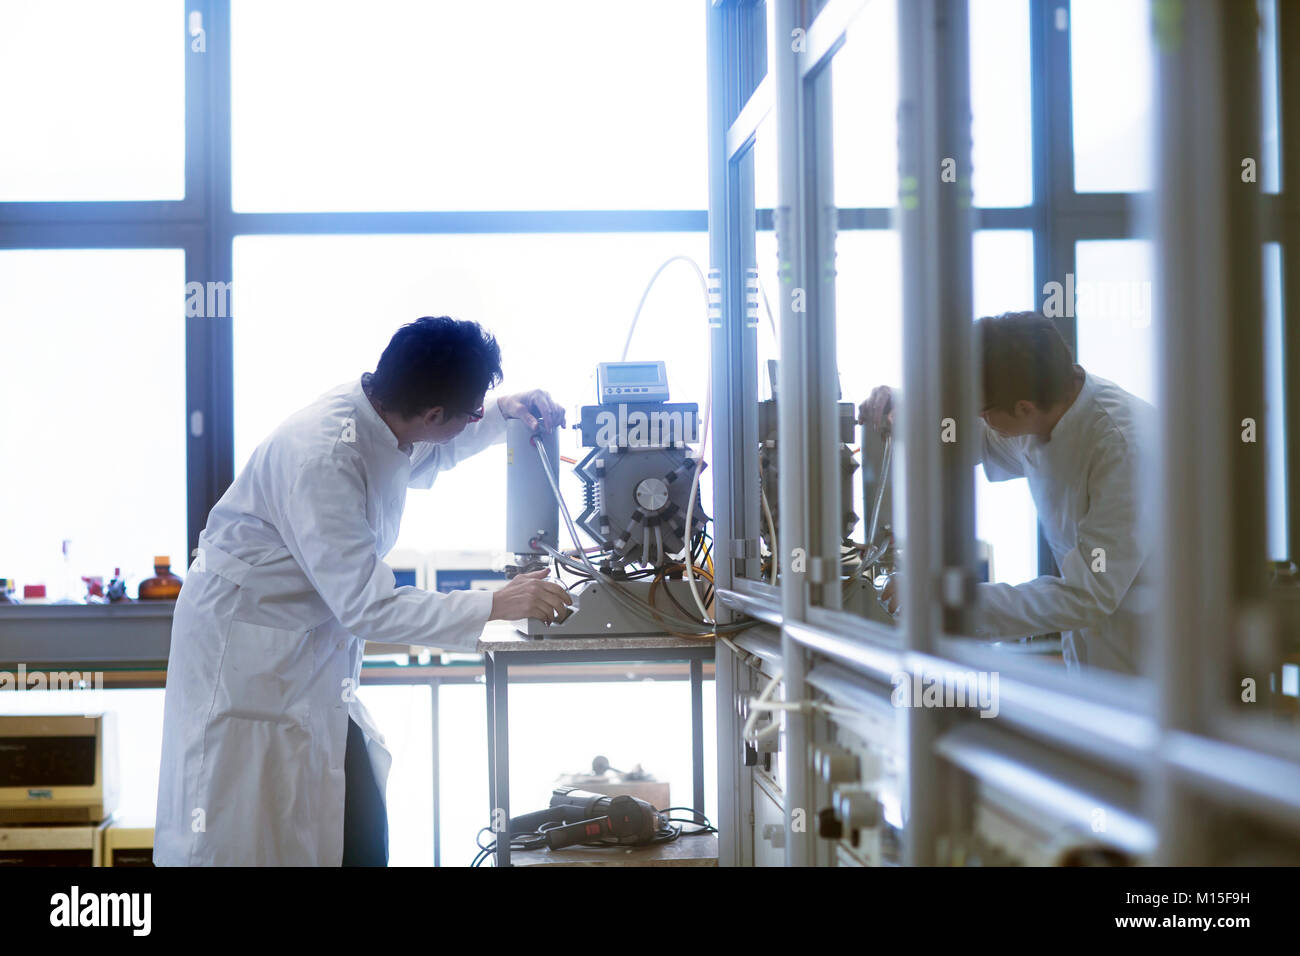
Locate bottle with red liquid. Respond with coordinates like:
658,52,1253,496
138,556,183,600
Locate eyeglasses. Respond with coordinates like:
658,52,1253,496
463,405,485,423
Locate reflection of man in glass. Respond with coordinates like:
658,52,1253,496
858,311,1156,674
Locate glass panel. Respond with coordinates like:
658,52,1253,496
1263,243,1287,560
1070,0,1154,193
973,230,1038,585
828,21,901,621
231,0,706,212
836,229,902,551
0,0,186,201
1259,0,1281,194
752,110,780,586
232,232,711,558
970,0,1032,207
831,0,898,209
0,249,187,598
1074,240,1156,404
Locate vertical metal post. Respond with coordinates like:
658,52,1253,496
705,0,763,868
1030,0,1077,580
484,655,496,827
431,678,440,867
690,657,706,824
186,0,234,556
1279,0,1300,564
491,656,512,867
1150,0,1263,864
771,0,815,867
896,0,976,865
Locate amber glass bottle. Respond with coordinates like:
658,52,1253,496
138,556,183,600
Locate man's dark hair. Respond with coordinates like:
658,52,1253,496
977,311,1076,413
368,316,503,419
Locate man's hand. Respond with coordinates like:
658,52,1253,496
878,573,901,618
497,389,567,434
489,569,574,623
856,385,895,438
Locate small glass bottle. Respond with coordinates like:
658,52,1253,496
138,556,183,600
106,567,129,603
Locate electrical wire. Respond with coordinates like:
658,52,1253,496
741,668,784,743
529,435,742,635
620,255,710,363
760,483,778,584
618,254,714,623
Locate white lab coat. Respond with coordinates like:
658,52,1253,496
973,371,1157,674
154,376,507,865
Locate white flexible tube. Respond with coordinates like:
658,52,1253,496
620,255,710,362
618,254,714,624
741,668,784,743
760,484,778,585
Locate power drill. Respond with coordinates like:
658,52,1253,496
508,787,665,850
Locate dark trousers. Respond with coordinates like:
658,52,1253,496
342,716,389,866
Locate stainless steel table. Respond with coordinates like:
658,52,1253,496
478,625,716,867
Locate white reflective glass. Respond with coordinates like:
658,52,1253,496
832,0,898,209
973,230,1038,585
231,0,706,212
835,230,902,546
1259,0,1281,193
970,0,1033,206
233,232,712,558
1070,0,1154,193
0,0,185,201
1074,240,1156,404
1264,243,1287,559
0,249,187,596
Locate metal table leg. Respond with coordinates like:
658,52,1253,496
492,654,512,867
691,656,705,825
431,677,440,868
485,652,496,824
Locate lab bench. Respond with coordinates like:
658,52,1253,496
477,625,716,867
0,606,715,867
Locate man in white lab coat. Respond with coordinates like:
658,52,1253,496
154,316,573,866
859,311,1155,675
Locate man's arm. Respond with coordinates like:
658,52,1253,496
407,395,508,490
282,454,495,650
858,385,1023,480
978,421,1025,482
974,439,1145,637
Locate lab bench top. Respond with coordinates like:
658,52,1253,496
476,620,718,654
505,833,718,867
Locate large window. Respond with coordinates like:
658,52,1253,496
0,0,185,202
0,249,188,593
230,0,708,212
1070,0,1154,193
973,230,1038,586
233,232,713,557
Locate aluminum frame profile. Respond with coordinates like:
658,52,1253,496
1149,0,1270,865
895,0,978,866
706,0,769,868
769,0,817,867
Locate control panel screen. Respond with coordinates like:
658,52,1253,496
605,363,661,385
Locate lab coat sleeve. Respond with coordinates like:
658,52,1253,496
973,438,1144,638
280,453,494,650
976,420,1024,482
407,395,509,490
